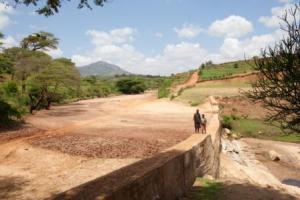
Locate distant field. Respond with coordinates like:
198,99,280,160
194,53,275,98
175,74,252,106
200,60,255,80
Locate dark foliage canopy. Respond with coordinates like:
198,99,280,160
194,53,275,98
116,79,146,94
11,0,108,16
20,31,58,51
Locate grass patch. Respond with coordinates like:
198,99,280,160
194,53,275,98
190,102,200,107
200,60,254,80
227,117,300,143
157,79,172,98
191,178,221,200
273,134,300,143
175,85,245,106
157,71,193,98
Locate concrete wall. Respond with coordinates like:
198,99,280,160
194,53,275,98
51,98,221,200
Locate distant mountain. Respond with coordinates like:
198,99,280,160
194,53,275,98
78,61,132,76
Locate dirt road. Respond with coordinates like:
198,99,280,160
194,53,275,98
0,91,210,200
172,71,199,96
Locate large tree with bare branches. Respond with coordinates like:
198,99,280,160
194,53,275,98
246,3,300,132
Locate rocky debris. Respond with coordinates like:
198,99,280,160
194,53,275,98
269,150,281,161
232,133,239,139
222,128,240,140
224,128,231,134
222,138,246,166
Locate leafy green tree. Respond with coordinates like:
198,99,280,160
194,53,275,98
4,48,52,93
0,99,21,123
27,58,80,112
12,0,107,16
20,31,59,51
116,79,146,94
0,54,14,79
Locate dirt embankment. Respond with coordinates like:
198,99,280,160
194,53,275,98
171,71,199,96
197,71,258,85
220,137,300,199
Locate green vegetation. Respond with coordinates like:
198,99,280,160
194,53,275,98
222,116,300,143
157,71,192,98
191,178,221,200
158,79,172,98
175,84,246,106
0,31,168,125
116,78,146,94
199,60,254,80
245,5,300,132
190,102,200,107
13,0,108,16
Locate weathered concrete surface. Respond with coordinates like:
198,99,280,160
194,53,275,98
51,97,221,200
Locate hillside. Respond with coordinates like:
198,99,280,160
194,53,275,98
78,61,132,76
199,60,255,80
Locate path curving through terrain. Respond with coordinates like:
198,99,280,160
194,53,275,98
172,71,199,96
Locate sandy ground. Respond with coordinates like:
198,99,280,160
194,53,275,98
0,91,212,200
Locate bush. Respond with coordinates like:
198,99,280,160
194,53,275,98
221,115,233,129
2,81,18,96
231,114,240,120
190,102,199,107
0,99,22,124
157,79,172,98
158,86,170,98
116,79,146,94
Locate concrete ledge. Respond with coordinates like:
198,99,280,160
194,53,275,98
51,97,221,200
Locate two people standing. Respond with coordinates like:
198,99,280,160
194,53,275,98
193,109,207,134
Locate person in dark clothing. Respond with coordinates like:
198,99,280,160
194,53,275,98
193,109,201,133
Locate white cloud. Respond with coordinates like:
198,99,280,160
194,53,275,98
44,48,64,58
0,3,14,14
0,35,17,48
72,25,286,75
219,29,287,60
174,24,203,38
0,3,14,30
155,32,163,38
209,15,253,38
259,3,297,28
86,27,136,46
72,28,209,74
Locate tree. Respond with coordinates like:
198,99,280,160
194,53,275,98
4,48,52,93
20,31,59,51
245,3,300,132
0,54,14,79
116,79,146,94
27,58,80,112
11,0,107,16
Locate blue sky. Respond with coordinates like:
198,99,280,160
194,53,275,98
0,0,296,75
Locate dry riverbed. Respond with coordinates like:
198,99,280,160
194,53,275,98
0,92,213,200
